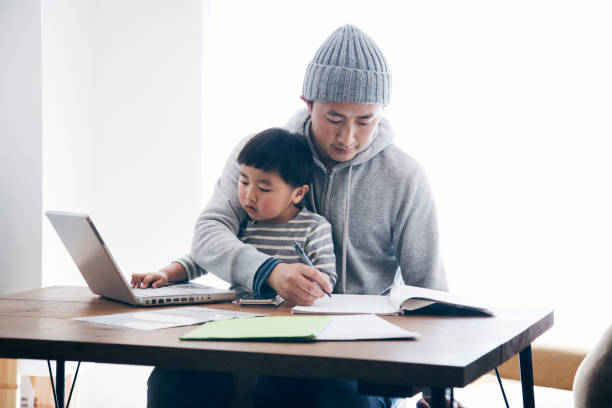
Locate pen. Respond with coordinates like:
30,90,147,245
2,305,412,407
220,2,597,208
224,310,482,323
293,241,332,298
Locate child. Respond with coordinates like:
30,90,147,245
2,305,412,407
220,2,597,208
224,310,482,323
131,127,337,295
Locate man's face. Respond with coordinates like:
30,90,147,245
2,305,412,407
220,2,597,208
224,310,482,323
306,99,383,168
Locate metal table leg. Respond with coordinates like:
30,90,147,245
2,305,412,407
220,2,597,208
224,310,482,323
519,345,535,408
430,387,446,408
56,360,65,408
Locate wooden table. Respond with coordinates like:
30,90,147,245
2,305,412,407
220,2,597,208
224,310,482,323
0,286,553,408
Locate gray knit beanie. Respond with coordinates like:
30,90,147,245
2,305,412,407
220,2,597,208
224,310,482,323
302,25,391,105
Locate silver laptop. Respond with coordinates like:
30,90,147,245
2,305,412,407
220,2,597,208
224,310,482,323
46,211,237,307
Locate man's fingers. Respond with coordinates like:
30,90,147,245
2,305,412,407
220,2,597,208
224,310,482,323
131,274,142,288
265,263,331,306
152,279,165,288
141,275,154,288
296,267,331,297
276,277,318,305
315,273,333,294
284,286,318,306
289,274,328,302
297,278,325,298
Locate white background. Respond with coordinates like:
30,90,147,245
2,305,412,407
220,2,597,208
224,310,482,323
2,2,611,406
205,0,612,346
2,0,610,344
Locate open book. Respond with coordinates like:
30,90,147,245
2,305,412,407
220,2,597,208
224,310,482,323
292,285,494,316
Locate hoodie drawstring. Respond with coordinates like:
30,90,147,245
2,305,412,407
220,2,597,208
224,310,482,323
341,166,353,293
308,183,317,213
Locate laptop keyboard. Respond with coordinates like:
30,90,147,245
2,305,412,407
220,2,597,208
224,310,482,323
132,283,227,297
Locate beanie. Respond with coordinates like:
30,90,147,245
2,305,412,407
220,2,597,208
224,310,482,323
302,25,391,105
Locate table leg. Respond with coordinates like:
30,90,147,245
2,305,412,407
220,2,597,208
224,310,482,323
430,387,446,408
519,345,535,408
56,360,65,408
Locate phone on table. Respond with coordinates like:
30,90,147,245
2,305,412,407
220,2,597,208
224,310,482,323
237,293,284,307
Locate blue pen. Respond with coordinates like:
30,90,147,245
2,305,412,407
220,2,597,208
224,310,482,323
293,241,332,298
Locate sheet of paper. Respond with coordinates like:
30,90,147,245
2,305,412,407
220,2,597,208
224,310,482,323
292,294,397,315
180,315,332,340
315,315,419,341
74,307,264,330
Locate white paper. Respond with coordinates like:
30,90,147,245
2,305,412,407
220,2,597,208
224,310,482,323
315,315,419,341
292,294,397,315
74,307,264,330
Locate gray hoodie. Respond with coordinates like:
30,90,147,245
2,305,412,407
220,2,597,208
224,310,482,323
188,108,448,295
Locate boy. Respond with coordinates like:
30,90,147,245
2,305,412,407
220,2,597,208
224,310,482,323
131,127,336,296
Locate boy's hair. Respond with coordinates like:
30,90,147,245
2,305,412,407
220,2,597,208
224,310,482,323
237,128,313,188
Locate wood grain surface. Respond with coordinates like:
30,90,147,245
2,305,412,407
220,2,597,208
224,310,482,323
0,286,553,389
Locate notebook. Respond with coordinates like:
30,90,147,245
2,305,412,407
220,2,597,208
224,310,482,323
46,211,237,307
180,314,419,341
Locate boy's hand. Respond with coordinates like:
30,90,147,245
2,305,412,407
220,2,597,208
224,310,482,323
131,271,169,289
266,263,332,306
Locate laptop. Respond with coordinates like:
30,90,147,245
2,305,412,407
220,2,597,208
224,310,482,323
46,211,237,307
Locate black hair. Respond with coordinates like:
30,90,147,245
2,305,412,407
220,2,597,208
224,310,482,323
237,128,313,188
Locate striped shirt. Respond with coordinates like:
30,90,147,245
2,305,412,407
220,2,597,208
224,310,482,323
238,208,337,285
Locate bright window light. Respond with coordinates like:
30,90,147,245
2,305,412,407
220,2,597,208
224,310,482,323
204,0,612,346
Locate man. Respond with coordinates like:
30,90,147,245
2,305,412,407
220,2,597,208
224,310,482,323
147,25,450,408
190,24,447,303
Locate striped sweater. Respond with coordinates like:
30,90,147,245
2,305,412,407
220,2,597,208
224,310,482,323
179,208,337,291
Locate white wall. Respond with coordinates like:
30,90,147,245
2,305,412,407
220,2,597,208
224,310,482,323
42,0,207,286
88,0,205,278
41,0,93,286
0,0,43,295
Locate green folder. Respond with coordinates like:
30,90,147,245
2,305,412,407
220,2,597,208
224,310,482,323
180,315,332,341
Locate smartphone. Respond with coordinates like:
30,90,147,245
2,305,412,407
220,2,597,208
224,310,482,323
238,293,284,307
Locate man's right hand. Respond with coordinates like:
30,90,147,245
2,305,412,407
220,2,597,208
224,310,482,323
266,263,333,306
131,262,187,289
131,271,169,289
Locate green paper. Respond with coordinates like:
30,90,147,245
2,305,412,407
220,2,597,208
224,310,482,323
180,315,332,341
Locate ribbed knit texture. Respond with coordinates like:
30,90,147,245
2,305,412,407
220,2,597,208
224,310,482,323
302,25,391,105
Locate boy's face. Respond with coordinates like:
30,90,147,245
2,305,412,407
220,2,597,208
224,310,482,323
306,99,383,168
238,165,307,224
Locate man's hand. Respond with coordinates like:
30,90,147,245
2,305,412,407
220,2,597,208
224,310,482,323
131,271,169,288
130,262,188,289
266,263,332,306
